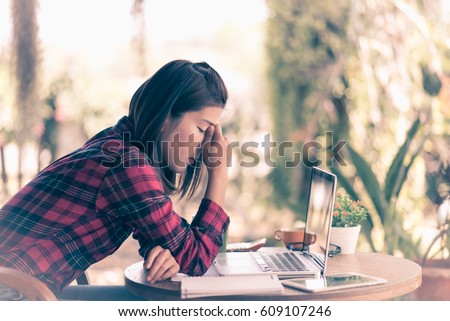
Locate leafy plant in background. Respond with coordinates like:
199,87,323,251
266,0,449,261
330,114,426,258
266,0,352,218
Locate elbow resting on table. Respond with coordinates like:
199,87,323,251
178,252,216,276
177,241,222,276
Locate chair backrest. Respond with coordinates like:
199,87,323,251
0,267,57,301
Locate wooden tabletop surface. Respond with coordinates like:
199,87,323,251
124,251,422,301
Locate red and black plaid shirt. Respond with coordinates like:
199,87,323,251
0,116,229,293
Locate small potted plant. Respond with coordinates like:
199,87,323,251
329,193,368,254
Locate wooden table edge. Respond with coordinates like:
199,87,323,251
124,252,423,301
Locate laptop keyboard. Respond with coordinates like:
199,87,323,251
254,252,308,272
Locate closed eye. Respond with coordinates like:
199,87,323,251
197,126,206,133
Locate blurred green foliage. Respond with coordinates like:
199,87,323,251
332,115,425,258
266,0,450,259
266,0,352,218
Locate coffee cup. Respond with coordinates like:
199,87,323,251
273,227,317,250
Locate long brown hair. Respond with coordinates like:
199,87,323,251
128,60,228,198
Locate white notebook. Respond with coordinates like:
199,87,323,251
180,274,283,299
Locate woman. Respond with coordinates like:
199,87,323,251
0,60,230,298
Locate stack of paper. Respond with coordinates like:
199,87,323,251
180,274,283,299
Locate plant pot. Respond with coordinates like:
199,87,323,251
329,225,361,254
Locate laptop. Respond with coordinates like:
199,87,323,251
213,166,337,279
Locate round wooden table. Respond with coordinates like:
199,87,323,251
124,251,422,300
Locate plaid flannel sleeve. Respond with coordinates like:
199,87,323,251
96,160,229,276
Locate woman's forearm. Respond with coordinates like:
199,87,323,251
204,170,228,207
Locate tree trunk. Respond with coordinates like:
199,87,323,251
11,0,40,188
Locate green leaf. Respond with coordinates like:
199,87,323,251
398,233,421,259
384,117,421,202
421,65,442,96
347,144,387,224
391,136,425,200
329,166,359,201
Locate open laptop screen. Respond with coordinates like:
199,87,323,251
303,167,337,275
